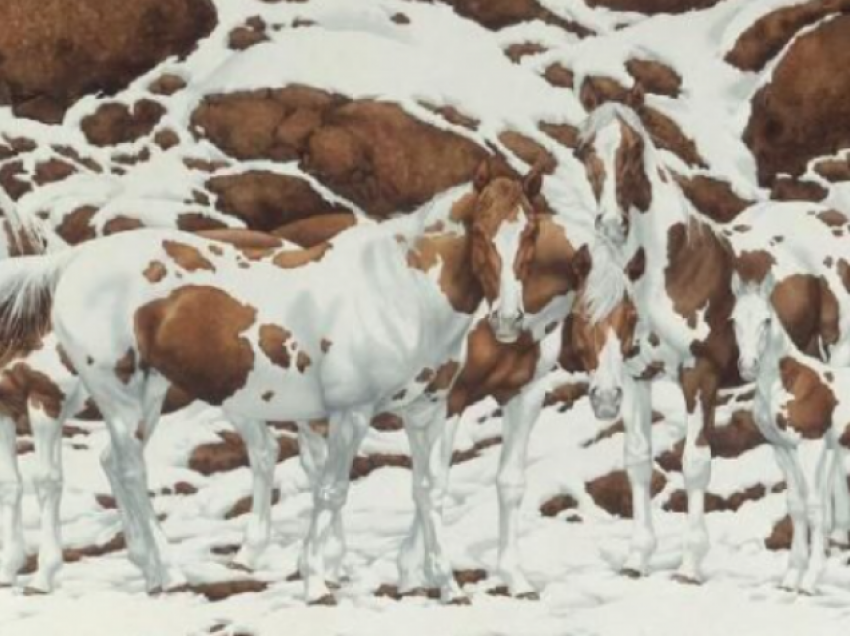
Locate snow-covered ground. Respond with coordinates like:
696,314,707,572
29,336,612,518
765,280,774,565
3,0,850,634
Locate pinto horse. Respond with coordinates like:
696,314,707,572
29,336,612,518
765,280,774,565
0,164,545,603
576,98,850,581
731,273,850,593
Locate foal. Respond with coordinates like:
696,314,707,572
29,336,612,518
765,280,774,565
732,274,850,593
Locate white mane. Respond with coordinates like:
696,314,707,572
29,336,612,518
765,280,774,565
582,237,630,325
578,102,650,148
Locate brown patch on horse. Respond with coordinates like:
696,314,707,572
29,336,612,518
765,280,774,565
733,249,776,284
817,209,847,228
114,348,137,385
296,351,311,373
416,368,435,384
577,141,606,202
448,321,540,415
524,218,587,314
135,286,257,406
261,390,274,402
271,243,331,270
426,360,460,394
143,260,167,283
627,247,646,282
163,240,216,273
6,364,65,419
779,357,836,439
616,122,652,213
837,259,850,294
320,338,332,353
258,325,293,370
772,274,840,356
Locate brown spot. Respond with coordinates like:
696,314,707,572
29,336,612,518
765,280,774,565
779,357,837,439
392,389,407,401
625,58,681,97
261,390,274,402
163,240,215,272
143,260,167,283
418,101,480,131
258,324,292,370
320,338,332,353
734,249,775,284
416,368,435,384
817,209,847,228
135,286,257,406
838,259,850,294
771,177,828,203
426,360,460,394
103,216,144,236
626,247,646,282
586,469,667,518
615,122,652,213
539,122,579,150
504,42,548,63
675,174,752,223
6,364,66,419
540,494,578,517
271,243,331,269
114,348,136,385
296,350,311,373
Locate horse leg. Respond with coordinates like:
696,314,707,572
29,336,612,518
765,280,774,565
398,412,458,594
404,399,465,604
800,440,833,595
230,417,276,572
495,384,545,599
302,408,370,604
828,445,850,550
774,447,808,591
620,377,657,577
0,415,25,587
675,363,718,583
25,405,64,594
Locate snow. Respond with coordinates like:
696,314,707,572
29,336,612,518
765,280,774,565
3,0,850,634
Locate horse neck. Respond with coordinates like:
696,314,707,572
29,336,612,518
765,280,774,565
627,174,689,263
758,313,794,395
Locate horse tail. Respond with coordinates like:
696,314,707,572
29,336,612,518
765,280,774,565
0,250,78,351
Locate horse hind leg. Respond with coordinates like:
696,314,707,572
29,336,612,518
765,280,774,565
774,447,809,591
828,445,850,550
799,440,834,595
0,414,25,587
230,417,277,572
25,404,65,594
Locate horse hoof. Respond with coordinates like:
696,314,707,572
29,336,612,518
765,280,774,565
620,567,643,579
22,587,48,597
671,574,701,586
308,593,337,606
515,591,540,601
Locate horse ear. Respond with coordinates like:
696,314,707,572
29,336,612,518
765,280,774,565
762,269,777,296
730,272,742,296
572,244,593,283
625,83,645,110
523,164,544,199
473,159,492,192
581,80,601,112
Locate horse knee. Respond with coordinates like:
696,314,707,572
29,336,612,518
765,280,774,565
496,473,525,506
0,476,22,506
316,482,348,510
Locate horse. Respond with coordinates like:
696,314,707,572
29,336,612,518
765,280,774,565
731,272,850,593
575,95,850,581
0,162,546,604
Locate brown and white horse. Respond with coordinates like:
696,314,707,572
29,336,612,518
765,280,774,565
0,164,545,603
576,98,850,581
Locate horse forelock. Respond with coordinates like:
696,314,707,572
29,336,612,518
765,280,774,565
579,103,649,150
580,238,631,325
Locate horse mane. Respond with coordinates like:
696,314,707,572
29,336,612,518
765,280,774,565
580,237,630,325
579,102,650,148
0,186,67,256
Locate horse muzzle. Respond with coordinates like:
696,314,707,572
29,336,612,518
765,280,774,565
738,360,758,382
490,310,524,344
590,386,623,420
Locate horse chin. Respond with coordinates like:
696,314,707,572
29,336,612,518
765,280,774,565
494,329,520,344
738,363,758,383
591,399,621,421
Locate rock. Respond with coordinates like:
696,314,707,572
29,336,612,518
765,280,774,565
148,73,187,96
436,0,592,37
56,206,98,244
188,431,299,475
580,76,630,110
725,0,850,72
675,174,752,223
207,171,351,231
32,158,76,186
664,484,767,513
225,489,281,520
744,15,850,185
765,515,793,551
625,59,681,97
539,493,578,517
451,436,503,465
584,0,721,14
228,16,269,51
542,63,574,89
154,128,181,150
770,176,828,203
418,101,480,131
586,469,667,518
81,100,166,146
350,453,412,480
184,580,268,601
0,161,30,200
0,0,216,123
498,131,557,173
711,409,765,458
814,157,850,182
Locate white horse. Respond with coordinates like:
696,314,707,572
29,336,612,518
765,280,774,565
0,163,543,604
732,273,850,593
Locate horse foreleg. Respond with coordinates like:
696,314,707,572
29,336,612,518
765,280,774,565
799,440,833,595
774,447,808,591
397,412,458,594
620,377,657,577
302,408,370,604
495,384,545,599
230,417,276,572
0,415,25,587
25,405,64,594
676,365,717,584
828,445,850,550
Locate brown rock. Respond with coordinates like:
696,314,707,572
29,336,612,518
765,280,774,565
0,161,30,200
626,59,681,97
584,0,721,13
664,483,767,513
207,171,350,231
149,73,187,96
225,489,281,520
580,76,630,110
504,42,547,63
184,580,268,601
103,216,144,236
539,493,578,517
542,63,574,89
188,430,299,475
744,15,850,185
56,205,98,244
81,99,166,146
711,409,766,458
586,469,667,518
418,101,480,131
228,17,269,51
451,436,503,465
0,0,216,123
154,128,181,150
641,105,706,168
725,0,850,72
350,453,412,480
498,131,556,174
765,515,793,551
437,0,592,37
675,174,752,223
271,211,356,246
770,176,828,202
32,158,76,186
